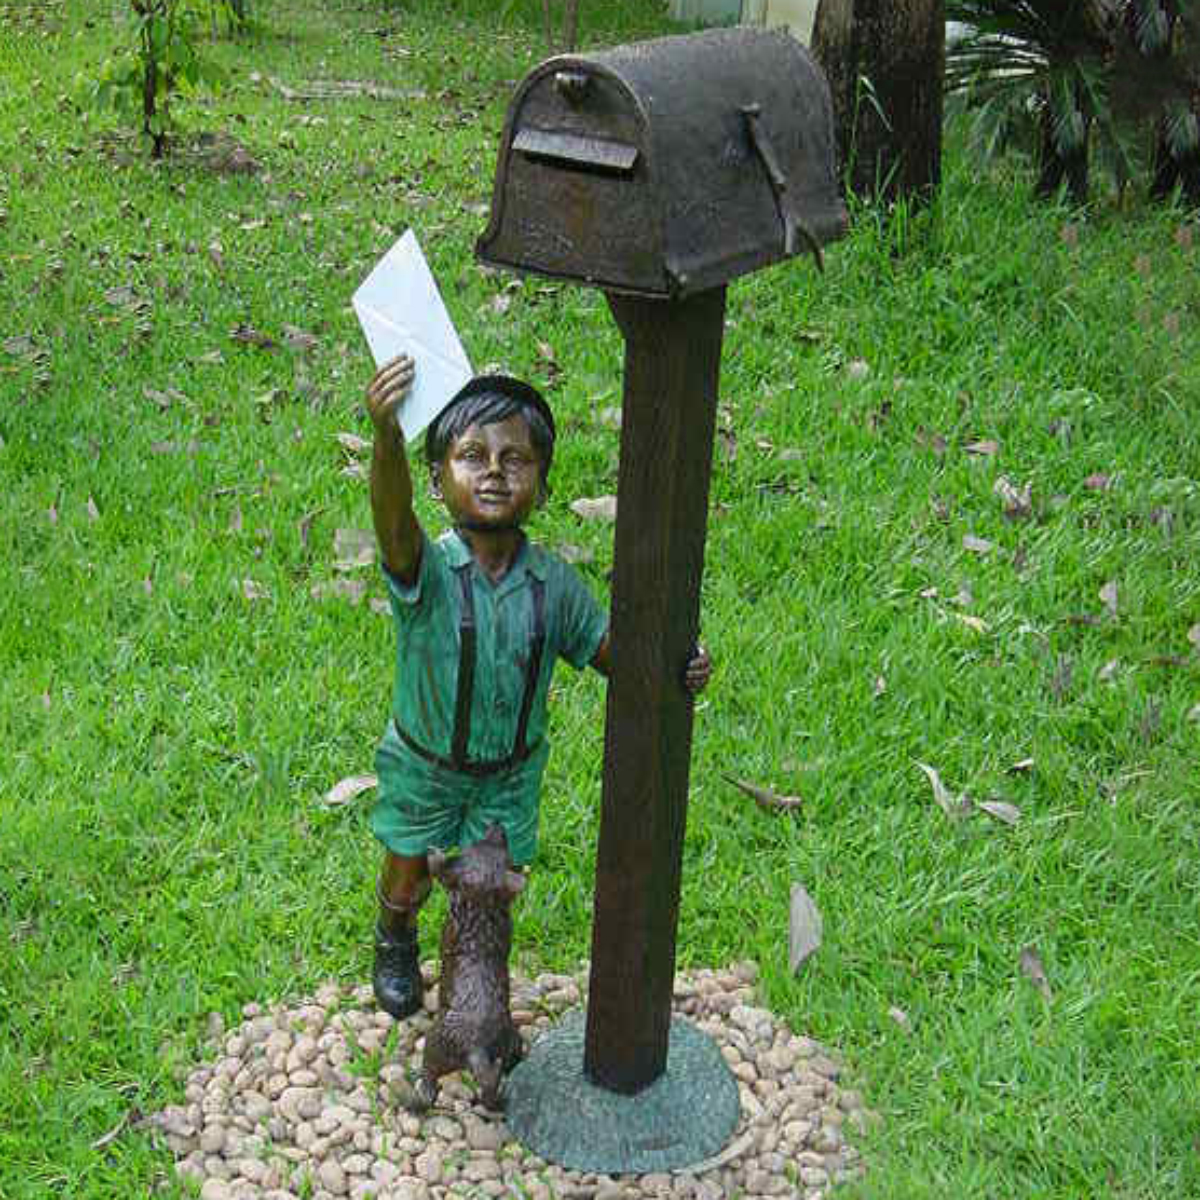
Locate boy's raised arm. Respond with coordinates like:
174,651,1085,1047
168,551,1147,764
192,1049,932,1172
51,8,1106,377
366,355,423,585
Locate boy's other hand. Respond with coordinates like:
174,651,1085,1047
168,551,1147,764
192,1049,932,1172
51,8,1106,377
684,644,712,695
366,354,416,436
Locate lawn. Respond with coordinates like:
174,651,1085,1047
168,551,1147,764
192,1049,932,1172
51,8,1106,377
1,1,1198,1197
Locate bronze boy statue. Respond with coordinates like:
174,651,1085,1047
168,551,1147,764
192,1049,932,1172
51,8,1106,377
365,354,711,1017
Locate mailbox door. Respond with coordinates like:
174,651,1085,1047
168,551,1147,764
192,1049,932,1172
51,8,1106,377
478,66,666,295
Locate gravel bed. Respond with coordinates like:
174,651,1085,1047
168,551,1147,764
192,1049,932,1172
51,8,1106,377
148,962,874,1200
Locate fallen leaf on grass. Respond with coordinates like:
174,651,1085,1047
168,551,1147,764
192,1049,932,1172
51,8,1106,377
887,1006,911,1032
845,358,871,381
965,439,999,458
333,527,375,571
873,674,887,698
1008,758,1035,774
239,578,270,601
1187,703,1200,723
311,578,367,605
963,534,994,555
336,431,371,456
86,495,99,522
283,325,319,352
916,761,970,817
208,241,225,271
340,461,369,482
722,773,802,814
1098,658,1120,683
954,612,990,633
323,774,377,807
91,1108,142,1151
197,349,225,366
597,406,622,430
1100,581,1119,619
975,798,1021,826
788,883,822,973
1019,945,1052,999
1188,623,1200,651
3,333,35,357
103,285,137,308
1083,473,1112,491
230,323,277,350
570,495,617,522
993,475,1032,521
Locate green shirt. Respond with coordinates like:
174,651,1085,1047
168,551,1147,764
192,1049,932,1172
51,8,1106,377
385,528,608,764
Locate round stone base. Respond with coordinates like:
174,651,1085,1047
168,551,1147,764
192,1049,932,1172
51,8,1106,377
504,1008,741,1174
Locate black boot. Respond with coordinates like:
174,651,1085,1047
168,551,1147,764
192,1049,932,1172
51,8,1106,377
373,921,423,1018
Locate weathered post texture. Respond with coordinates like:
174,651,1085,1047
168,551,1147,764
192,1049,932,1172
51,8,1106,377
813,0,945,201
583,288,727,1094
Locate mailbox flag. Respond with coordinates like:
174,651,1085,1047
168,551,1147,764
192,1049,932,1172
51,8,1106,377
353,229,473,443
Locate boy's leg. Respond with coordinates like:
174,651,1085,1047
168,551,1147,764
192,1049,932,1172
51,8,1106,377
373,851,431,1018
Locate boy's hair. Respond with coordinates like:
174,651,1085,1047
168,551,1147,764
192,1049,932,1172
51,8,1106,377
425,376,556,487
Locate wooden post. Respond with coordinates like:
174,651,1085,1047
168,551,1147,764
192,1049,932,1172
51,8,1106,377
583,286,727,1095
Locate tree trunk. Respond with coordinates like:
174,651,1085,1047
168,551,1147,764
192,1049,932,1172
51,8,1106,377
812,0,945,204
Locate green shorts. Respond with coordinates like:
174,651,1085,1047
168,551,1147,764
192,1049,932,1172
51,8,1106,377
371,721,549,867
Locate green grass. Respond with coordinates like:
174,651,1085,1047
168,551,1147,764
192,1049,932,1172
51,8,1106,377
2,1,1198,1197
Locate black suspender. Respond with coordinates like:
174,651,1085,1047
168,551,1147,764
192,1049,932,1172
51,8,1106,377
513,575,546,761
450,566,477,769
394,565,546,777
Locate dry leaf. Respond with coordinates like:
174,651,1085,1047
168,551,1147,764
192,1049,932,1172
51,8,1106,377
86,496,99,522
845,358,871,381
570,495,617,522
916,762,969,817
1099,581,1119,619
197,349,225,366
965,439,999,458
1187,703,1200,723
993,475,1032,521
230,323,277,350
370,597,390,617
1008,758,1035,774
283,325,319,352
490,293,512,315
336,431,371,456
1098,658,1120,683
873,674,887,698
3,333,35,357
240,578,269,602
1188,623,1200,650
722,773,802,814
207,241,225,271
340,461,369,482
954,612,990,633
310,578,367,605
333,527,376,571
963,534,994,555
597,406,622,429
1083,473,1112,491
788,883,822,973
1060,223,1080,247
47,501,58,525
91,1108,141,1151
1176,225,1194,250
104,285,136,308
887,1005,911,1032
298,509,321,551
976,798,1021,826
323,774,377,807
1134,253,1152,276
1019,946,1052,999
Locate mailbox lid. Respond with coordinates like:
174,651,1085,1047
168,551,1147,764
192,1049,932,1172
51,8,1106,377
591,28,847,294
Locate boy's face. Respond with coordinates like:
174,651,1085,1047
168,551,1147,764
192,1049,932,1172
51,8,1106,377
433,415,543,532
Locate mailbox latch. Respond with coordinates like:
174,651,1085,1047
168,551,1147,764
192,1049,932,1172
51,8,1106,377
741,104,824,271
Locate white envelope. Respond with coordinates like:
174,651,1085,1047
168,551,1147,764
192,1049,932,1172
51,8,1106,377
352,229,473,443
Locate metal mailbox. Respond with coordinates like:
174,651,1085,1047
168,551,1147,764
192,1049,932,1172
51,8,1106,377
477,27,848,299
